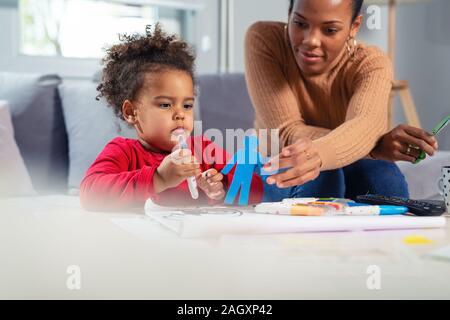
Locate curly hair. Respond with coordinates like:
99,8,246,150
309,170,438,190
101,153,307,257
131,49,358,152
96,23,196,119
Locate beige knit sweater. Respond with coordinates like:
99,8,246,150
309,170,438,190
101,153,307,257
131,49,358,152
244,21,393,171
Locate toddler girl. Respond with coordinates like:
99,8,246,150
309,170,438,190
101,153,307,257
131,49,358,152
80,25,263,211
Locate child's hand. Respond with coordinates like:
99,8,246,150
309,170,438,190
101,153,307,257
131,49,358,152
154,149,201,193
196,169,226,201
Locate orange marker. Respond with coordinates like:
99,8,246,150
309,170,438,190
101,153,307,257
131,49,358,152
254,202,328,216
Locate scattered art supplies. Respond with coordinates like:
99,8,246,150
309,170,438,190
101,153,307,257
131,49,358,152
144,198,446,238
254,198,408,216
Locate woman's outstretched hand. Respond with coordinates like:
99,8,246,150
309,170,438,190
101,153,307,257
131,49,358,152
370,124,438,162
263,138,322,188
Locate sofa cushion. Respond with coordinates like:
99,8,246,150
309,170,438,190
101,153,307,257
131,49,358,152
0,72,68,192
0,101,36,197
59,80,137,192
397,151,450,200
197,73,255,135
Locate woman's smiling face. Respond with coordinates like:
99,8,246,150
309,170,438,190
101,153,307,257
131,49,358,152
288,0,362,76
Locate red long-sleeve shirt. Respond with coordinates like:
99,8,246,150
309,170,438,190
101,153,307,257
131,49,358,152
80,136,263,211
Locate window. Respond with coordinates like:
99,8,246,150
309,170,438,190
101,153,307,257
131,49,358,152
18,0,197,59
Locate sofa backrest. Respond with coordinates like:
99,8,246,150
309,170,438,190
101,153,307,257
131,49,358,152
0,72,68,192
197,73,255,135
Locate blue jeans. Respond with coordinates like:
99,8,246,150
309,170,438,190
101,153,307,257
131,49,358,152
262,159,409,202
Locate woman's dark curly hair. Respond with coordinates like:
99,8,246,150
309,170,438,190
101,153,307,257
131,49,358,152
96,23,196,119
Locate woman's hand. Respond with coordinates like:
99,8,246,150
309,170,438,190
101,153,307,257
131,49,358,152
154,149,201,193
263,138,322,188
196,169,226,200
371,124,438,163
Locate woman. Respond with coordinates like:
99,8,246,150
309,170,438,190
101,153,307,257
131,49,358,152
245,0,438,200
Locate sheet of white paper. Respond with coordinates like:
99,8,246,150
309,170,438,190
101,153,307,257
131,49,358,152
111,216,170,242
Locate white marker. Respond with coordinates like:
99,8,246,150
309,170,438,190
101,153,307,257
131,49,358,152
177,135,198,199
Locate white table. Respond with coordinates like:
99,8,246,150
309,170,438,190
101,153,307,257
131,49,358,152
1,195,450,299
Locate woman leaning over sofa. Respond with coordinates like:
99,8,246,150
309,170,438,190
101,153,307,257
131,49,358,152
245,0,439,201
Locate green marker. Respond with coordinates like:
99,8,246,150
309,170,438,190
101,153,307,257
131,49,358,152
414,114,450,164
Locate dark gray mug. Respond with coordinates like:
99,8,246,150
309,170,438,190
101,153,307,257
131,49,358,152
438,166,450,213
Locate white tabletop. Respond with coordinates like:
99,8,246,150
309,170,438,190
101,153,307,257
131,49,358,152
1,195,450,299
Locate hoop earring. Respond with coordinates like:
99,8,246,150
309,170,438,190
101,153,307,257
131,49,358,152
346,36,357,61
285,23,294,50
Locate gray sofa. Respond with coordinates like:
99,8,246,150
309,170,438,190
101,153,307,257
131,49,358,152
1,71,449,200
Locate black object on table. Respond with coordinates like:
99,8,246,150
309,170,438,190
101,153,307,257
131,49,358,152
356,194,446,217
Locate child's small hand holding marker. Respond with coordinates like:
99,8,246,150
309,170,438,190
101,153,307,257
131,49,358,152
153,148,201,193
196,169,226,201
153,138,226,201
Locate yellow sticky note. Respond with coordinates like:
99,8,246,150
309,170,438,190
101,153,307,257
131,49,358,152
403,235,433,245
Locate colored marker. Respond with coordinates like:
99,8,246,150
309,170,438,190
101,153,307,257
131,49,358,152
255,202,326,216
346,202,408,215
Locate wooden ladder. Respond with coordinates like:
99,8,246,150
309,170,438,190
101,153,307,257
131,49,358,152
388,80,422,129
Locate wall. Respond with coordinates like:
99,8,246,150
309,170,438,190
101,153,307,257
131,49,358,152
193,0,220,74
396,0,450,151
230,0,289,72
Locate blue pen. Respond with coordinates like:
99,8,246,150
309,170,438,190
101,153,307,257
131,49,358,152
347,202,408,215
